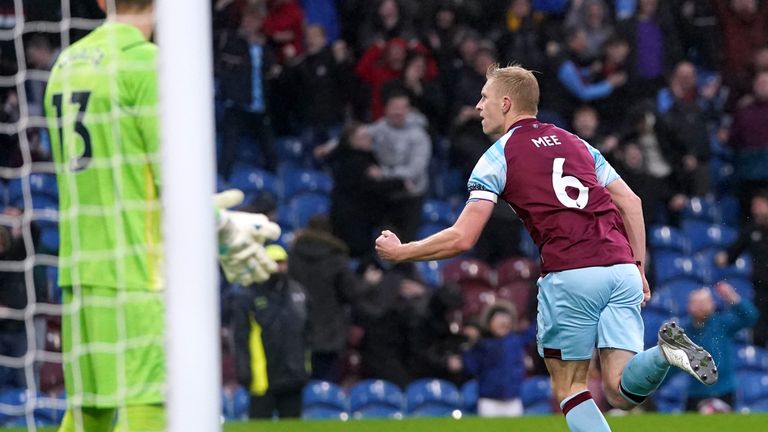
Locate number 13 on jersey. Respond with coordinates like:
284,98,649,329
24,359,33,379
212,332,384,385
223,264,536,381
51,91,93,172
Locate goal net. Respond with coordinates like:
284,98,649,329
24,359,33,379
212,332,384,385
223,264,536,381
0,1,220,431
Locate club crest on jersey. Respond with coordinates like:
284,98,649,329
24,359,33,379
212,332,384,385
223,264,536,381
532,135,562,148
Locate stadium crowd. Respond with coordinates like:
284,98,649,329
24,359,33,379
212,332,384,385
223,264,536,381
0,0,767,423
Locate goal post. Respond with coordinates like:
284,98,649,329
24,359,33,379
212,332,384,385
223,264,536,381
156,0,221,431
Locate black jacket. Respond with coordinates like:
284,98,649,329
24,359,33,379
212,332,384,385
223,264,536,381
231,274,309,393
288,229,365,353
287,47,352,127
215,30,278,110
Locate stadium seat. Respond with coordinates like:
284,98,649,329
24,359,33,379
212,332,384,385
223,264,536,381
0,387,27,425
7,173,58,208
422,199,456,226
415,260,445,288
442,258,494,288
718,195,741,226
417,223,449,241
216,174,228,192
661,279,704,316
521,376,553,414
405,379,461,416
289,193,330,229
682,221,737,254
274,136,306,167
349,380,403,419
432,168,465,202
518,227,539,259
302,381,347,412
496,257,538,284
302,406,348,420
654,372,688,413
652,251,699,285
277,203,293,230
38,362,64,394
736,372,768,410
39,224,60,255
649,225,688,254
747,398,768,413
461,287,496,320
280,169,332,201
683,196,721,224
736,345,768,372
229,165,279,198
461,380,478,414
33,392,66,426
641,308,672,349
221,385,249,421
495,281,533,323
715,255,753,281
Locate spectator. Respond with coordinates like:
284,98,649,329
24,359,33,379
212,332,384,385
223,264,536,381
25,34,59,117
382,52,446,134
670,0,720,71
263,0,305,63
728,71,768,213
355,38,407,120
553,27,627,121
358,0,417,51
286,25,353,152
656,61,714,197
617,0,683,99
615,141,671,226
301,0,341,43
462,302,536,417
493,0,548,73
680,283,758,411
288,216,368,382
715,191,768,346
216,3,279,177
711,0,768,98
424,2,467,80
370,91,432,242
571,105,618,163
565,0,614,61
326,123,404,258
593,35,633,129
230,245,309,419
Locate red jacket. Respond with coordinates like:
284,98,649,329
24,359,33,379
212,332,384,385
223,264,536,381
712,0,768,85
263,0,305,63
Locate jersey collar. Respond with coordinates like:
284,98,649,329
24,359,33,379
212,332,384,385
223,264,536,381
507,117,538,132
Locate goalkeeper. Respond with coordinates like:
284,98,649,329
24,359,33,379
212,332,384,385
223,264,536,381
43,0,279,430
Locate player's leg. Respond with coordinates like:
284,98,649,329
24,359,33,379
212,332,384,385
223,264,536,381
545,358,610,432
537,269,611,432
58,407,116,432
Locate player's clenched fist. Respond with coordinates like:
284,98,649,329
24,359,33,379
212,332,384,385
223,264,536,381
375,230,402,262
215,189,281,284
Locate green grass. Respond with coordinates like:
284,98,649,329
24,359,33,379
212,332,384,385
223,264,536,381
6,414,768,432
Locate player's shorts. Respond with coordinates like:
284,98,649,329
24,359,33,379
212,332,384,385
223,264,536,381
536,263,644,361
61,285,165,408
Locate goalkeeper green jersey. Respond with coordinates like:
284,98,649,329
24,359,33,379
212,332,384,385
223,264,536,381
45,22,162,291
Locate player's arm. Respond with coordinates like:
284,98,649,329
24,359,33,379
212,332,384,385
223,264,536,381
607,179,645,266
376,199,494,262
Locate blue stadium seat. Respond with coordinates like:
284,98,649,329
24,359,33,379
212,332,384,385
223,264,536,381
216,174,228,192
461,380,478,414
683,196,721,224
302,381,347,412
277,203,293,230
417,223,448,241
7,174,58,208
736,372,768,410
715,255,753,281
433,168,465,202
521,376,553,414
654,372,688,413
405,379,461,416
289,193,330,229
221,385,249,421
39,224,60,255
736,345,768,372
661,279,704,316
280,169,332,201
274,136,305,166
519,227,539,259
229,165,279,198
33,392,66,426
649,225,688,254
415,260,445,288
0,387,27,425
349,380,403,419
748,398,768,413
718,195,741,226
422,199,456,226
652,251,699,285
302,406,348,420
641,308,672,349
682,221,737,254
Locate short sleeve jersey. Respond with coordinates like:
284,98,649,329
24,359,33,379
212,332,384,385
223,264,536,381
44,23,162,291
467,118,635,273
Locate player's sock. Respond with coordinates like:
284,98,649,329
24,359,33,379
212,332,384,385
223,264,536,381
58,407,116,432
116,404,166,432
619,346,670,405
560,390,611,432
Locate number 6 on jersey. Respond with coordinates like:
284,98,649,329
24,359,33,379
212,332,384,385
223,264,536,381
552,157,589,209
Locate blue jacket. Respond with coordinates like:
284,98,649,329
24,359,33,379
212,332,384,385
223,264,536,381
462,326,536,400
681,299,758,398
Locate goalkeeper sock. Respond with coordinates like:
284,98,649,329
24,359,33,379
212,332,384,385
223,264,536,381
58,407,115,432
560,390,611,432
619,346,670,405
116,404,166,432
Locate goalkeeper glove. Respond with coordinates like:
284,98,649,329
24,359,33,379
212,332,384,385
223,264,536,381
214,189,282,285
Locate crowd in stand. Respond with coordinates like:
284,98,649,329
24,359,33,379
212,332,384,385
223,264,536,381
0,0,767,422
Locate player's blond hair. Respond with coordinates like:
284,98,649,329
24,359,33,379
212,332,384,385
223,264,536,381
486,64,539,115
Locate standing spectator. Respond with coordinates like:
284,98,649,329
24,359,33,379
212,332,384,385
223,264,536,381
358,0,416,52
263,0,305,63
24,34,59,117
355,38,407,120
327,123,404,258
493,0,548,72
382,52,445,134
728,71,768,213
670,0,720,71
593,35,632,129
231,245,309,419
216,3,279,177
370,91,432,242
424,2,467,80
615,142,672,226
288,216,368,382
715,191,768,346
564,0,614,61
681,283,758,411
617,0,683,100
711,0,768,99
462,303,536,417
287,25,353,152
656,61,714,197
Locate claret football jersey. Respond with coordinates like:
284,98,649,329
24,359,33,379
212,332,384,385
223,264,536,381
468,118,635,273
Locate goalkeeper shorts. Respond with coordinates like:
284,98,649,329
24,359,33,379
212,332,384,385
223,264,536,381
61,285,165,408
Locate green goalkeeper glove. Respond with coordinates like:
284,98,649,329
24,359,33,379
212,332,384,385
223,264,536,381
214,189,281,285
